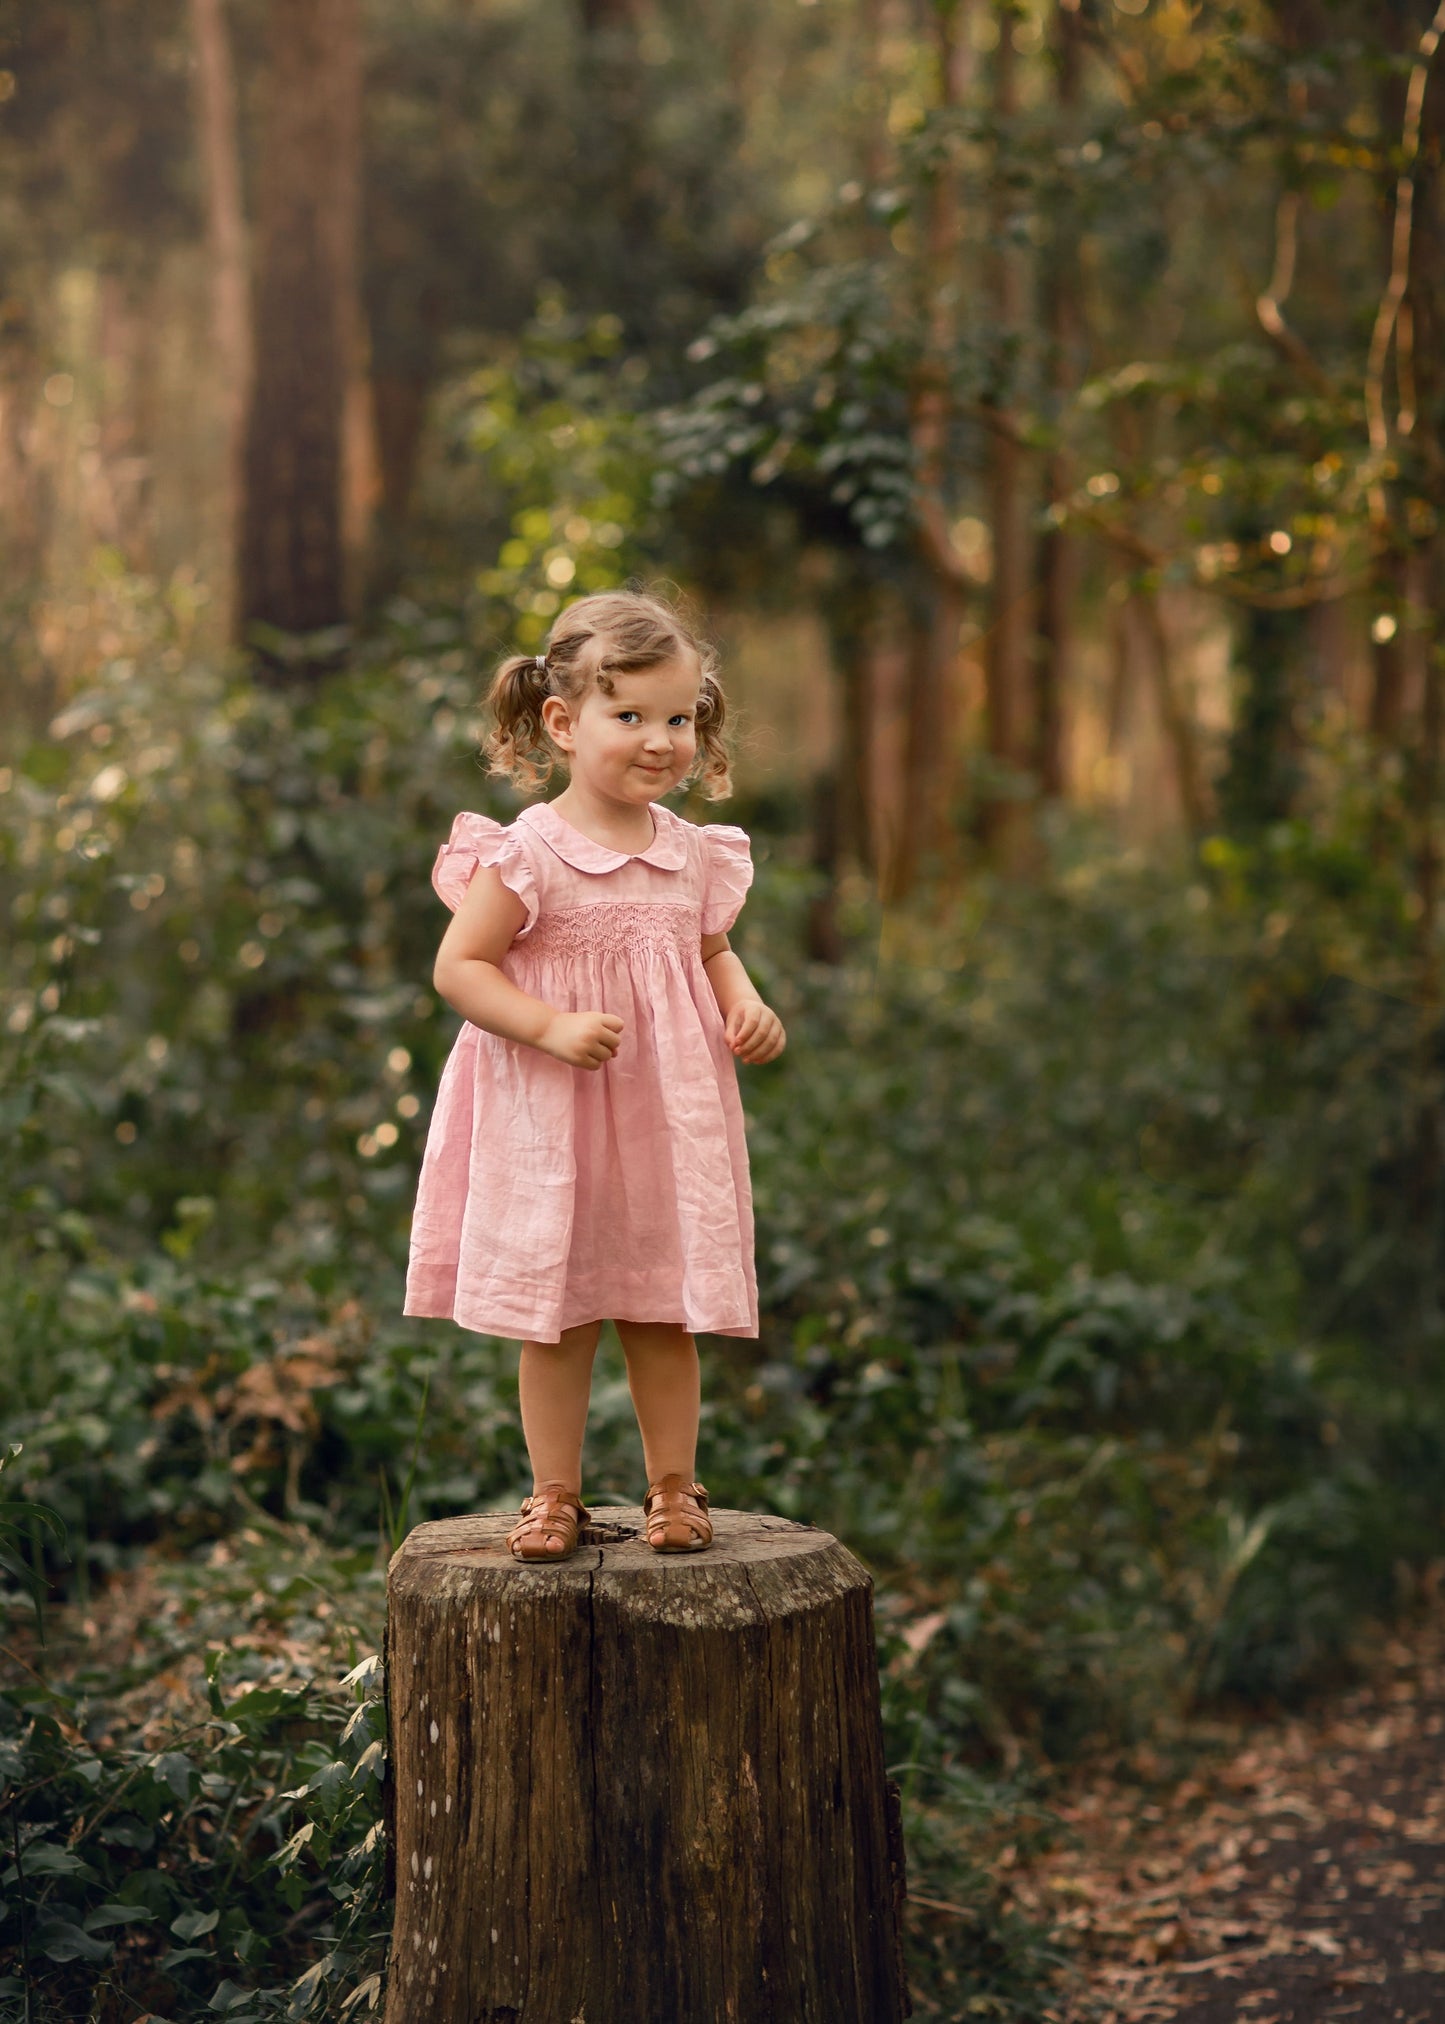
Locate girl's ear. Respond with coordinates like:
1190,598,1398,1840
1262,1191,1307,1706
540,693,575,751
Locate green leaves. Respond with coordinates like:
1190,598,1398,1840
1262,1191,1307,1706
170,1908,221,1942
31,1920,111,1966
0,1444,66,1636
0,1638,387,2024
2,1845,95,1886
655,260,919,554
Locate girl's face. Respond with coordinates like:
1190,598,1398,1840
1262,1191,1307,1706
543,656,701,806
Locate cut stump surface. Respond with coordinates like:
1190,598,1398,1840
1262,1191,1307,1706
383,1507,909,2024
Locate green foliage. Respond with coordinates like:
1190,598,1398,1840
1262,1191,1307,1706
0,1447,64,1642
0,565,496,1269
654,232,918,554
0,1575,386,2024
441,306,661,649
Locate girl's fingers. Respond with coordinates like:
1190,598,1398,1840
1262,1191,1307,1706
732,1012,785,1063
721,1001,786,1062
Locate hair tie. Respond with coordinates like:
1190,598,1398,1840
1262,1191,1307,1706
533,654,548,675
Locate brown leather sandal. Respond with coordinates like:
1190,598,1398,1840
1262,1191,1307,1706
643,1475,712,1553
507,1482,590,1562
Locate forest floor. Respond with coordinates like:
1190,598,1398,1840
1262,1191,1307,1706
11,1552,1445,2024
1001,1585,1445,2024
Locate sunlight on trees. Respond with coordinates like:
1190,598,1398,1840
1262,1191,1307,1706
4,2,1445,2017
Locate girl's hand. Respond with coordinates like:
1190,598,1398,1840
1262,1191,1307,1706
539,1009,624,1070
725,1000,786,1065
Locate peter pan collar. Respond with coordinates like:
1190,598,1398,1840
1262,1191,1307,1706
519,799,689,874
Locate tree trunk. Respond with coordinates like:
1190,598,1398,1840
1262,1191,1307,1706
825,577,881,876
1370,547,1426,738
371,374,429,527
1034,0,1086,800
238,0,363,662
806,767,846,963
1405,46,1445,1257
384,1508,910,2024
896,0,974,897
189,0,250,637
1034,520,1075,801
982,4,1033,853
1137,590,1211,832
0,312,46,589
579,0,638,27
858,0,890,190
888,578,965,900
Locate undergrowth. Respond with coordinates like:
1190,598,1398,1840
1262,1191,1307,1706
4,577,1444,2019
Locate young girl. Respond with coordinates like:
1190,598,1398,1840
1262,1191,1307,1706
404,590,786,1563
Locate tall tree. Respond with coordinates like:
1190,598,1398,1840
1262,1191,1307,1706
1034,0,1087,800
891,0,974,899
1368,1,1444,743
189,0,249,638
1399,14,1445,1028
237,0,362,659
982,0,1034,850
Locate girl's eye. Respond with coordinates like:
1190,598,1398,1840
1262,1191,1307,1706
617,711,640,723
669,715,692,727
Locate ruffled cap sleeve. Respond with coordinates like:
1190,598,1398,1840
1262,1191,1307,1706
700,824,754,936
432,812,539,935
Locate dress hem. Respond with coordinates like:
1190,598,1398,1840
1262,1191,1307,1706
402,1293,758,1342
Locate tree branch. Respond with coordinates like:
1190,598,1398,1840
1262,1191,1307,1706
1365,0,1445,487
1070,501,1370,610
1255,189,1332,393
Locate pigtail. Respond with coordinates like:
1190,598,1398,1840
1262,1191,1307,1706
483,591,735,801
484,654,555,791
690,664,733,802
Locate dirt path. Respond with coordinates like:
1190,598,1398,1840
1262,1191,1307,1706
1008,1601,1445,2023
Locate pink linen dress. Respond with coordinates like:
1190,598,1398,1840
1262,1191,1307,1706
403,799,759,1342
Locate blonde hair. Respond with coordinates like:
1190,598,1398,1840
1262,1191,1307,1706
484,588,732,800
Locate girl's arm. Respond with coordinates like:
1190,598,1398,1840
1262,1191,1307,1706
433,866,623,1070
701,932,786,1064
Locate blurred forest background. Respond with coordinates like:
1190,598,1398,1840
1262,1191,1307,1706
4,0,1445,2018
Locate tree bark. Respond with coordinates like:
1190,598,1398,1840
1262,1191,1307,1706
805,763,847,963
1404,47,1445,1250
858,0,890,189
1034,0,1086,800
384,1508,910,2024
888,580,965,900
579,0,639,27
371,374,428,535
825,576,881,876
1367,2,1445,750
189,0,250,637
982,2,1033,853
1370,547,1427,738
0,311,46,589
1136,590,1211,832
238,0,363,661
896,0,974,897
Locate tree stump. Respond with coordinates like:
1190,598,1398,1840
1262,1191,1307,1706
383,1507,910,2024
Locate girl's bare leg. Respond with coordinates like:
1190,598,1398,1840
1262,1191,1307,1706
615,1320,701,1484
518,1320,602,1493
